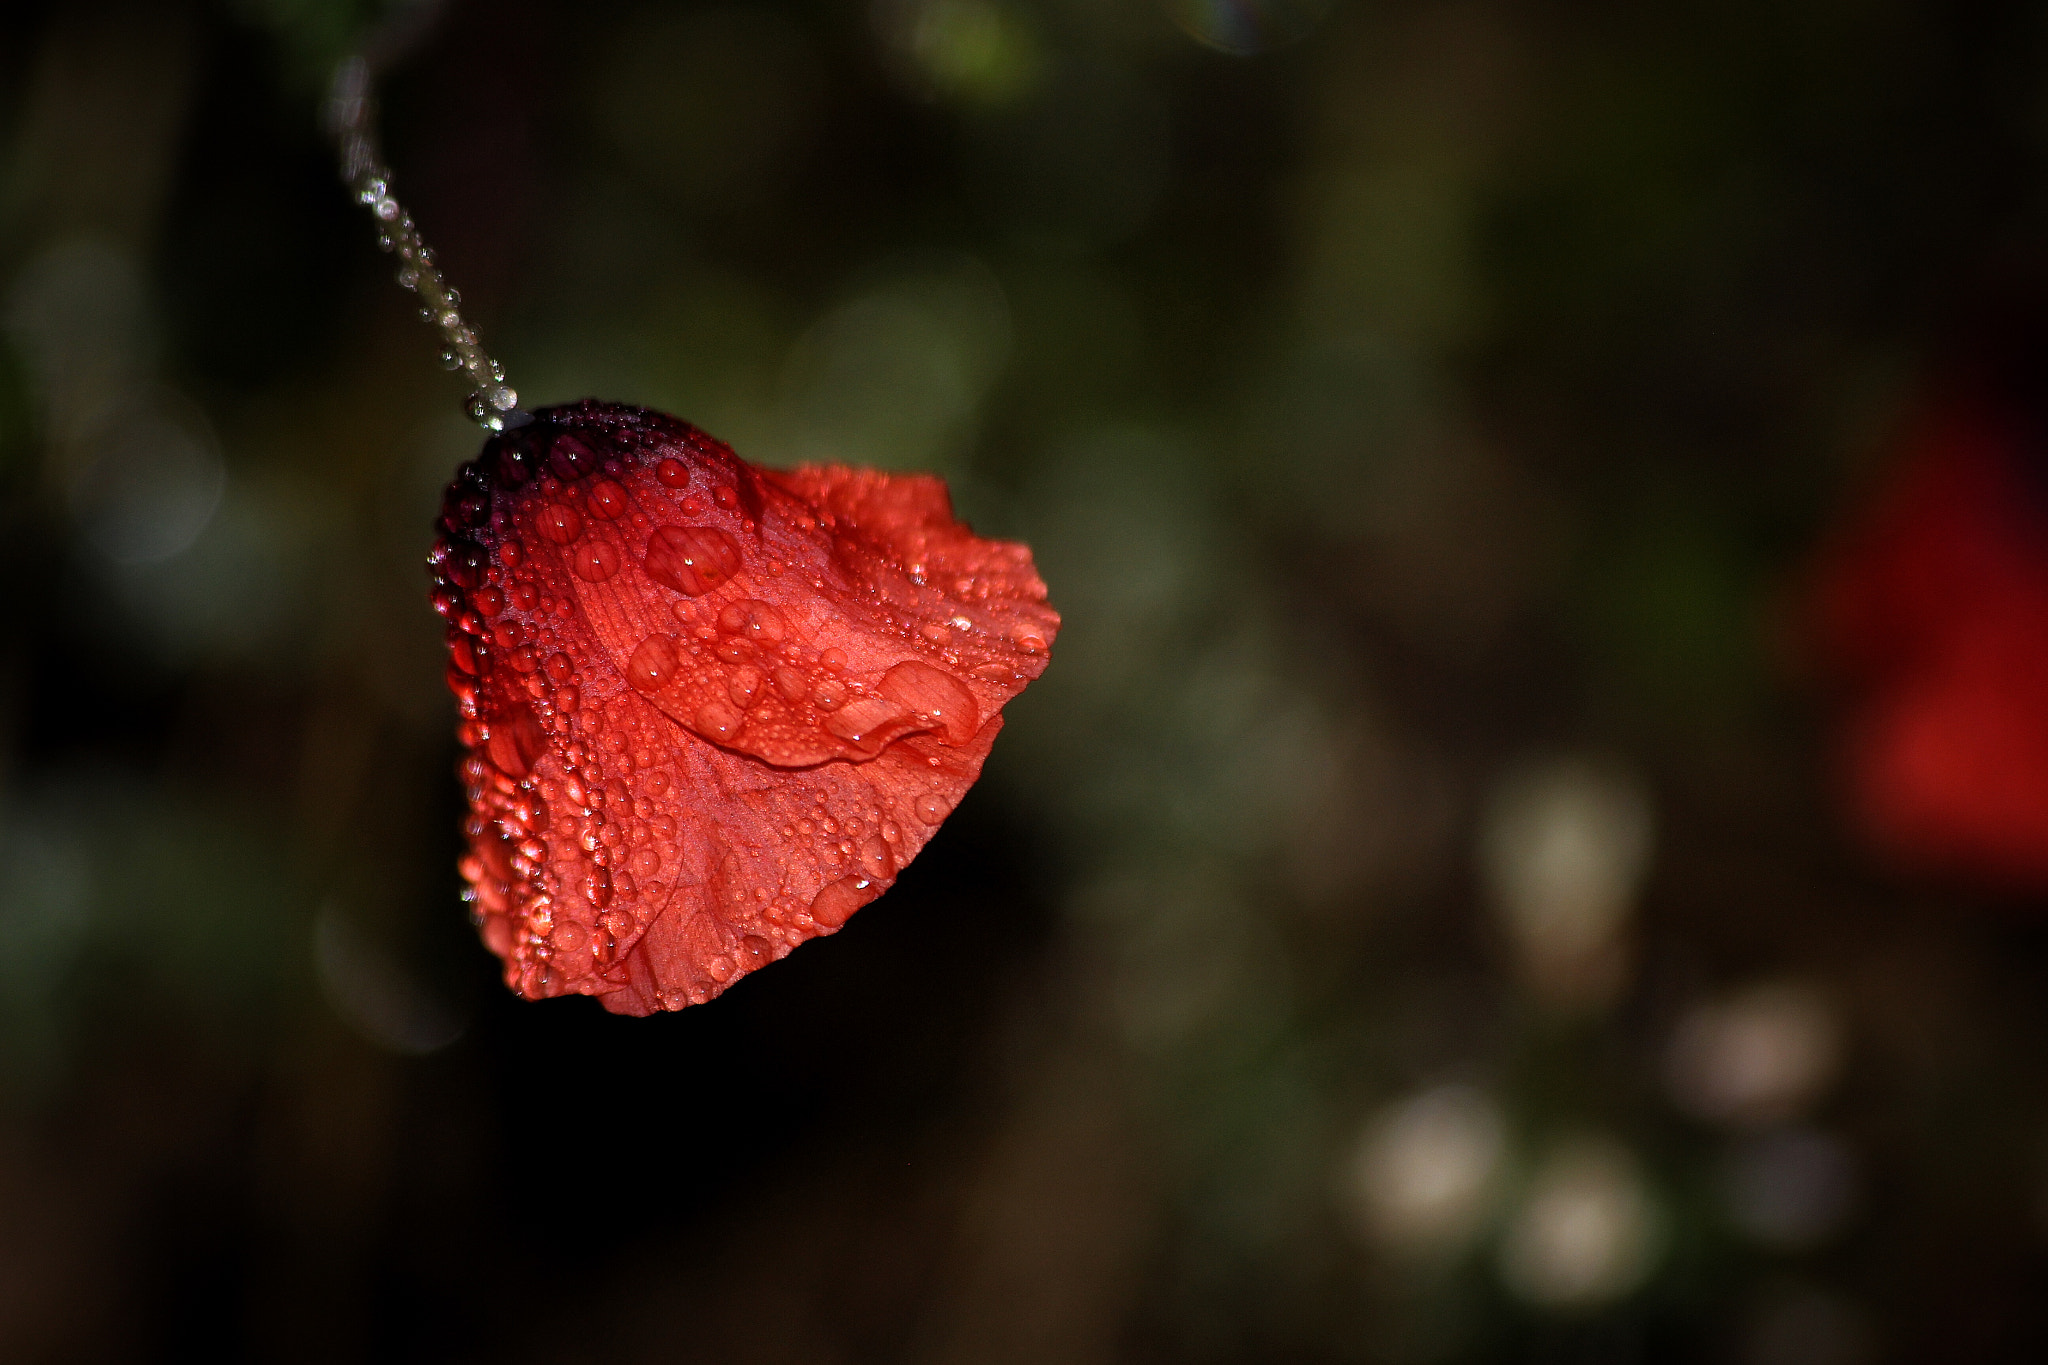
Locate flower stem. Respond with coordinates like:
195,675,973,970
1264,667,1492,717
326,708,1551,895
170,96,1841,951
325,50,529,432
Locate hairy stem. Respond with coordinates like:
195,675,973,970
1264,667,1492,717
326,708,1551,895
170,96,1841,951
325,48,530,432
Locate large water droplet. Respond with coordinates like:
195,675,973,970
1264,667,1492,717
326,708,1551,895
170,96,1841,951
644,524,742,596
717,599,788,645
549,433,597,481
539,503,585,544
877,659,979,744
625,634,682,692
911,791,948,824
485,705,548,778
823,696,907,747
728,665,763,708
857,836,895,880
572,540,621,581
695,700,742,740
809,874,873,929
587,479,629,519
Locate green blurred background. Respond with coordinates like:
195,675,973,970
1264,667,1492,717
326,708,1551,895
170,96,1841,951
4,0,2048,1359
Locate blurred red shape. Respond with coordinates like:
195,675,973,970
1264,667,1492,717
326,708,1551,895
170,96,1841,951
428,401,1059,1013
1813,399,2048,889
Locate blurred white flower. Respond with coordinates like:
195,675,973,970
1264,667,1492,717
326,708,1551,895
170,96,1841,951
1341,1083,1507,1260
1499,1136,1663,1310
1480,757,1653,1008
1667,981,1842,1127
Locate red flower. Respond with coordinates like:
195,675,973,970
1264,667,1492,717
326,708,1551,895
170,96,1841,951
427,401,1058,1013
1812,398,2048,890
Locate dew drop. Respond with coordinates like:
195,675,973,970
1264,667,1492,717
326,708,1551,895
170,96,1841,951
485,706,549,780
823,696,906,747
680,492,710,516
811,678,848,710
912,791,948,824
573,539,621,581
473,585,505,616
717,599,787,645
644,525,742,596
739,935,772,969
630,847,661,879
820,647,849,672
809,875,873,929
858,836,895,880
656,458,689,488
538,503,585,543
728,665,763,708
773,666,808,702
587,480,629,519
877,660,980,745
695,700,742,740
713,485,740,511
625,634,682,692
549,433,597,481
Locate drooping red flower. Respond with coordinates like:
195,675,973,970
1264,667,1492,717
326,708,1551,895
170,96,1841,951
427,401,1058,1013
1811,396,2048,890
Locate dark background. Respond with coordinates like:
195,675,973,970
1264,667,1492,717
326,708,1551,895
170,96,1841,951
3,0,2048,1360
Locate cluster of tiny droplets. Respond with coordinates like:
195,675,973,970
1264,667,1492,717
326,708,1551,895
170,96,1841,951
326,56,530,433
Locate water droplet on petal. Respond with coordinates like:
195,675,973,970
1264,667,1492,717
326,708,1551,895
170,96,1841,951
823,696,907,747
717,599,787,645
773,666,808,702
877,659,979,745
572,539,621,581
644,525,743,595
549,433,597,481
486,706,548,778
587,480,629,518
810,875,873,929
811,678,848,710
912,791,949,824
858,836,895,880
539,503,584,543
625,634,682,692
728,665,763,707
656,458,689,487
695,700,742,740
